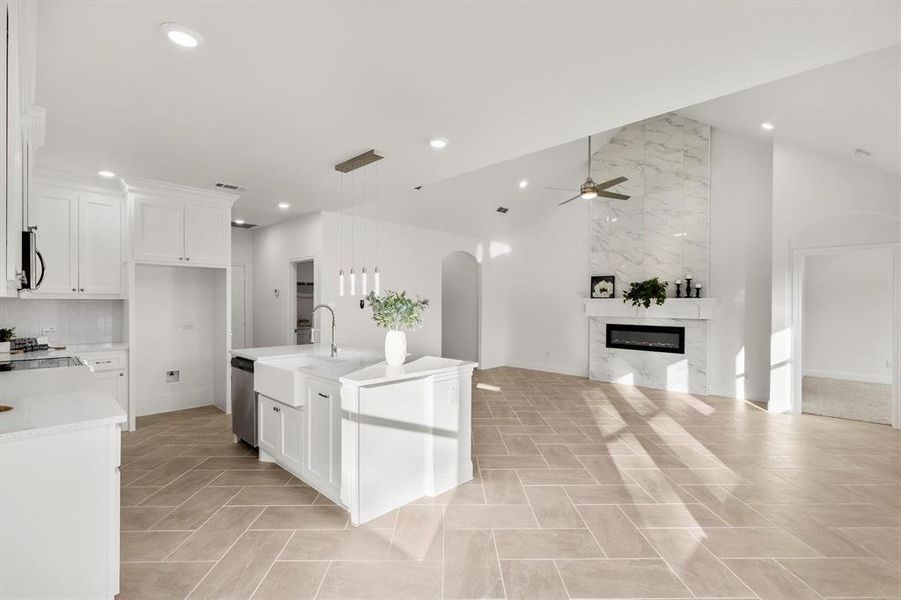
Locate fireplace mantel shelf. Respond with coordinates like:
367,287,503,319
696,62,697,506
584,298,718,320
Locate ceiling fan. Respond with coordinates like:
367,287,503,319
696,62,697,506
549,136,630,205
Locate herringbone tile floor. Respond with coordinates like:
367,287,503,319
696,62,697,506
118,367,901,599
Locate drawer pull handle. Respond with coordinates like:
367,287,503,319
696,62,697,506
273,406,280,413
95,360,112,364
318,392,329,399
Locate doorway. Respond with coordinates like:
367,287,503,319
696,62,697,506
800,246,896,425
441,251,480,361
292,259,315,345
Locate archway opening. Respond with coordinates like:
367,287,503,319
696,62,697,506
441,251,480,362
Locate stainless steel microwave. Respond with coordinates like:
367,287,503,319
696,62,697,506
20,227,45,290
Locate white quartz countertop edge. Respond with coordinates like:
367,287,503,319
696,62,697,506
339,358,478,387
0,414,126,443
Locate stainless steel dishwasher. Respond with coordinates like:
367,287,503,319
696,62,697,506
231,356,258,447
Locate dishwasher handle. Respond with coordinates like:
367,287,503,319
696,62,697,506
230,356,255,372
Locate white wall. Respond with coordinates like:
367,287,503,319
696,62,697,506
251,212,322,347
249,210,488,361
133,265,223,416
707,129,773,401
804,249,893,383
318,211,482,357
770,140,900,410
489,203,590,376
441,251,480,361
231,228,254,346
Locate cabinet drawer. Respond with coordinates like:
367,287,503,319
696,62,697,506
78,351,127,372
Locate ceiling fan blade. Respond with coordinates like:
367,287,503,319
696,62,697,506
544,186,577,192
596,176,628,190
597,191,630,200
558,194,582,206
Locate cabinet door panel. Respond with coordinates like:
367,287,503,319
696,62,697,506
305,382,340,492
94,369,128,415
280,405,304,474
31,190,78,294
184,203,228,266
258,396,281,459
133,197,184,263
78,194,122,295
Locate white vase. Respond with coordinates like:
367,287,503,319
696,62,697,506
384,330,407,366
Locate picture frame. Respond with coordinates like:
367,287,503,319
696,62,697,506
590,275,615,299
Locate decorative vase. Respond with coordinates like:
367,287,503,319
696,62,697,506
384,330,407,366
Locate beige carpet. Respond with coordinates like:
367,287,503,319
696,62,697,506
803,375,893,425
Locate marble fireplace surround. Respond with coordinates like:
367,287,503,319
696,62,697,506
588,113,713,396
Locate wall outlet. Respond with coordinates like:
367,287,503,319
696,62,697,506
41,326,56,335
166,370,180,383
181,323,195,331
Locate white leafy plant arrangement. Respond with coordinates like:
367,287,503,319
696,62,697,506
593,280,613,298
364,290,430,331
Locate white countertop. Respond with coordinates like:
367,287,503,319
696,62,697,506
231,344,335,361
340,355,477,386
0,366,126,442
237,343,477,387
0,342,129,362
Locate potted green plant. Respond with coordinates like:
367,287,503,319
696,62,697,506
364,290,430,366
0,327,15,354
623,277,668,309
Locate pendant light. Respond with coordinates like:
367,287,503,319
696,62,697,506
334,149,385,298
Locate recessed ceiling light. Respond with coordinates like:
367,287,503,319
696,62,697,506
277,202,291,209
160,22,203,48
429,138,448,149
760,122,775,131
233,219,245,225
97,170,116,178
518,180,528,189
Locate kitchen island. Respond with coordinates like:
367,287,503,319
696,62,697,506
0,364,125,599
231,344,476,525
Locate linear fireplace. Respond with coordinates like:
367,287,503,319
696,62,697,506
606,323,685,354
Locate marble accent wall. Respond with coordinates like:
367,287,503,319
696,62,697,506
590,113,710,289
588,113,711,395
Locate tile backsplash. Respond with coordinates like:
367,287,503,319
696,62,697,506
0,299,124,345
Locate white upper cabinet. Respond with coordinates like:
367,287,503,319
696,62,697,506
184,202,228,266
133,197,184,263
32,189,78,294
123,178,237,268
25,178,123,298
79,194,123,295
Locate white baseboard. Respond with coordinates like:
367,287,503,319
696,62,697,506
803,369,892,385
503,360,587,378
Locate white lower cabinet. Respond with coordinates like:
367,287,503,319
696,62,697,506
258,395,282,459
79,350,129,419
258,394,305,476
305,380,341,498
0,423,121,599
257,379,341,503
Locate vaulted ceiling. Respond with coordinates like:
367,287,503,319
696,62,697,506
35,1,898,226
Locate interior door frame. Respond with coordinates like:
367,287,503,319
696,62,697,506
230,263,247,349
286,256,317,345
791,242,901,428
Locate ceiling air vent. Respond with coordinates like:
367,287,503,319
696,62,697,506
231,221,257,229
213,181,246,192
496,206,509,214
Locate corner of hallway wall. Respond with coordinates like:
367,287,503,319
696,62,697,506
707,127,774,401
